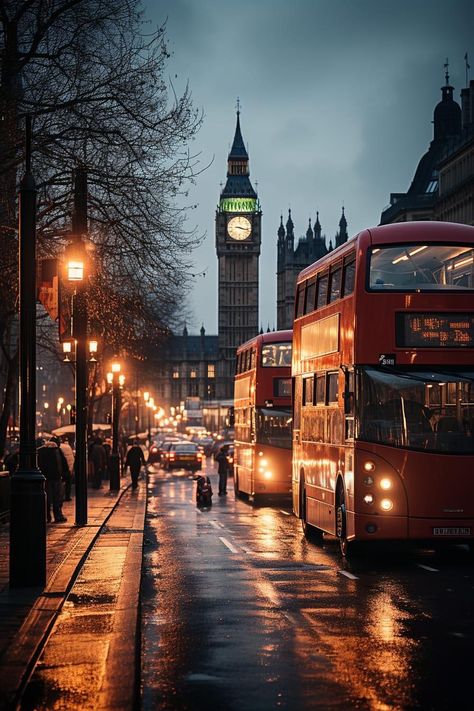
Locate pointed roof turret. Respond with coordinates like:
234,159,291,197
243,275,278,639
286,208,294,235
220,106,258,203
335,206,348,247
228,109,248,159
433,59,461,143
306,218,314,241
278,215,285,239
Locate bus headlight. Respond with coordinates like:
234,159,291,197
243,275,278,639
364,460,376,472
261,459,268,467
363,494,374,505
380,498,393,512
380,477,392,491
264,471,273,480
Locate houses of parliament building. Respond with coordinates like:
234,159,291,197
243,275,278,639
155,67,474,416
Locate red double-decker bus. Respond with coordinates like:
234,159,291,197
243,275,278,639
292,221,474,555
234,330,293,499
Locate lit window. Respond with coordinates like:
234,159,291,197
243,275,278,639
208,364,215,378
173,371,179,379
190,370,197,379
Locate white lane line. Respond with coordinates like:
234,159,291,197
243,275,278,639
219,536,240,554
279,510,291,516
338,570,359,580
418,564,439,572
210,521,221,529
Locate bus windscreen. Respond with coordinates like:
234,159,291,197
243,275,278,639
369,245,474,291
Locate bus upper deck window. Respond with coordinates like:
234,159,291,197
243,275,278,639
303,376,314,406
304,278,316,314
342,258,355,296
296,282,306,318
316,274,329,308
329,267,342,303
250,349,256,369
315,374,326,405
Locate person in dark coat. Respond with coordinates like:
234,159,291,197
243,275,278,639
125,440,145,489
88,436,107,489
37,438,67,523
215,445,230,496
52,436,72,501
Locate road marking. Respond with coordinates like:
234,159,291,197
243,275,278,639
241,546,254,554
338,570,359,580
210,521,221,529
219,536,240,554
279,510,291,516
418,564,439,572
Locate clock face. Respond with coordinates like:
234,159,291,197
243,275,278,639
227,215,251,240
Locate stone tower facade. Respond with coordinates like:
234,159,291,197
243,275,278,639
216,111,261,397
277,208,348,329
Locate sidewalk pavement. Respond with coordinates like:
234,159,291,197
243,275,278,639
0,474,147,710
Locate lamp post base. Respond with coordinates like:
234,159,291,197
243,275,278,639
109,453,120,491
9,470,47,588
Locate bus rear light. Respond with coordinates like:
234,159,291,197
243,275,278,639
363,494,374,505
363,476,374,486
364,461,376,472
380,498,393,512
380,477,392,491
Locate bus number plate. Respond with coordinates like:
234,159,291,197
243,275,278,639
433,527,471,536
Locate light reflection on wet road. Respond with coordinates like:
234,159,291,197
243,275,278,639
141,460,474,710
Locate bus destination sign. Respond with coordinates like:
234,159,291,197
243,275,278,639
396,312,474,348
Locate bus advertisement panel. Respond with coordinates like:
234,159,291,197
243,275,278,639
234,330,293,499
292,221,474,555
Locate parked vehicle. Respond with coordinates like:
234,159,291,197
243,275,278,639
193,436,215,457
147,442,161,464
163,442,202,471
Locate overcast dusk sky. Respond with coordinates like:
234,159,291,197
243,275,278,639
146,0,473,334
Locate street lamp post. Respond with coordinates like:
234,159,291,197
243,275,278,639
108,361,122,491
9,117,47,588
66,167,89,526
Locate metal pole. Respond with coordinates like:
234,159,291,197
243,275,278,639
10,116,47,588
72,167,88,526
109,376,120,491
73,291,88,525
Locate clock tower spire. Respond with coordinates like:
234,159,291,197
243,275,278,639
216,108,262,398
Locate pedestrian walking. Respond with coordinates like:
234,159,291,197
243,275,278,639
88,436,107,489
215,444,230,496
52,436,72,502
59,437,75,500
125,440,146,489
37,437,67,523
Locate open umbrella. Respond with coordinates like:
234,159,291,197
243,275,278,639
51,423,111,436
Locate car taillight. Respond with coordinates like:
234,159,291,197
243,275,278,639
151,447,158,453
197,453,202,459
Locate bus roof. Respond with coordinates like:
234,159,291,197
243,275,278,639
236,329,292,353
297,221,474,284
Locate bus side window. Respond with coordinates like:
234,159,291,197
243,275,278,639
250,349,256,370
327,372,339,404
342,257,355,296
329,266,342,303
316,273,329,309
303,376,314,406
304,278,316,314
293,377,302,430
236,353,242,374
296,282,306,318
315,374,326,405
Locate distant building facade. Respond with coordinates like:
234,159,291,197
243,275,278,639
276,208,348,329
380,69,474,226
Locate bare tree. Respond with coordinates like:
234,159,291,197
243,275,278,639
0,0,203,455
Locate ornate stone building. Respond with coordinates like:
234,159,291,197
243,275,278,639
380,68,474,226
215,110,261,397
276,208,348,329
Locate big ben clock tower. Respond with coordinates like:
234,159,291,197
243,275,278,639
216,109,261,398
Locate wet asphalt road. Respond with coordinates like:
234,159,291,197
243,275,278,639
141,460,474,711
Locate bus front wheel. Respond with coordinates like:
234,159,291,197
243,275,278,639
336,494,362,558
301,487,323,542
